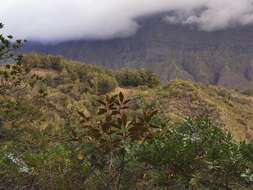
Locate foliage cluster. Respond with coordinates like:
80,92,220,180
21,53,118,95
0,92,252,190
115,68,160,88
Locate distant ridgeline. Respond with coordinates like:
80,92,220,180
22,14,253,90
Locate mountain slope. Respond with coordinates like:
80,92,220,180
23,14,253,90
2,54,253,142
112,80,253,141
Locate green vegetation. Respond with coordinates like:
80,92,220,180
21,53,118,95
0,23,253,189
0,91,252,189
115,68,160,88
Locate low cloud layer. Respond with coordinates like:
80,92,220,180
1,0,253,42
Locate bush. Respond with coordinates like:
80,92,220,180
115,68,160,88
135,118,253,189
95,73,118,94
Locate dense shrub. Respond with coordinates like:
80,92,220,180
95,73,118,94
22,54,118,95
21,53,64,71
135,118,253,189
115,68,160,88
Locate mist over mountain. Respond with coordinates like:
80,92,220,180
23,14,253,90
3,1,253,90
2,0,253,41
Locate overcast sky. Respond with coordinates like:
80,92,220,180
1,0,253,42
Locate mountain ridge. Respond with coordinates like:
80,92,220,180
22,14,253,90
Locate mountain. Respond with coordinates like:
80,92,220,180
22,14,253,90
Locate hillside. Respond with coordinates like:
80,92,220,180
22,14,253,90
122,80,253,141
1,54,253,189
2,54,253,141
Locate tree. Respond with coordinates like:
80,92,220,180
0,23,23,61
0,23,41,97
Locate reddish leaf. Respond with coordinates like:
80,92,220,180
123,99,131,105
119,92,124,103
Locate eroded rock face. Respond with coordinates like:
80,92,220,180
22,14,253,90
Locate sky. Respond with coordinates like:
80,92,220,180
1,0,253,42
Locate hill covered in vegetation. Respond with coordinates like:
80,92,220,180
0,53,253,189
23,14,253,90
3,54,252,141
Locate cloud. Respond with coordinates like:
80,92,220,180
1,0,253,42
164,0,253,31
